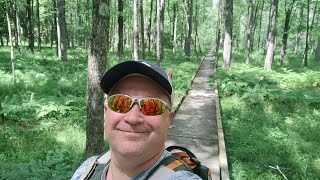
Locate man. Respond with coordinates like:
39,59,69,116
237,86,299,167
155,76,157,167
71,60,202,179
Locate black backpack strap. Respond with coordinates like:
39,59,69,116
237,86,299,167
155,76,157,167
166,145,200,164
144,155,192,180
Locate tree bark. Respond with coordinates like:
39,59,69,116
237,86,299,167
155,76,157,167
279,0,296,66
52,0,58,55
222,0,233,68
245,0,254,64
85,0,109,158
315,36,320,61
183,0,192,58
148,0,154,52
294,7,303,55
26,0,34,53
13,0,20,52
257,0,265,50
303,0,310,66
57,0,68,61
140,0,145,60
117,0,124,57
133,0,139,60
36,0,41,51
264,0,278,71
156,0,165,64
6,0,16,84
172,3,178,53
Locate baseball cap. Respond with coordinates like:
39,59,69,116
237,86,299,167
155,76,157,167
100,60,173,97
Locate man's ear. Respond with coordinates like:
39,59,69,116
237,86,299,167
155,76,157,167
168,111,174,124
167,68,173,80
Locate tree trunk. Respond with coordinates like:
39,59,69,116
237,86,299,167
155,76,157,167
26,0,34,53
52,0,58,55
279,0,296,66
264,0,278,71
303,0,310,66
315,36,320,61
85,0,109,158
222,0,233,68
257,0,265,50
148,0,154,52
0,32,3,46
156,0,165,64
183,0,192,58
6,0,16,84
294,7,303,55
117,0,124,58
57,0,68,61
140,0,145,59
172,3,177,53
215,0,223,63
133,0,139,60
13,0,20,52
36,0,41,51
245,0,254,64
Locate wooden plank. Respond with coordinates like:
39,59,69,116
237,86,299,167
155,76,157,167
215,82,230,180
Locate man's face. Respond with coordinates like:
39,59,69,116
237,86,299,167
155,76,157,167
104,75,173,159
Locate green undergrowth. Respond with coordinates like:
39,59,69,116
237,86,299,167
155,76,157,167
210,51,320,179
0,46,202,179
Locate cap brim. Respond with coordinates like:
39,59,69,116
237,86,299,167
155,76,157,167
100,61,172,95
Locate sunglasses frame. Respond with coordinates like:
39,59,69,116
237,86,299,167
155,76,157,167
106,94,172,115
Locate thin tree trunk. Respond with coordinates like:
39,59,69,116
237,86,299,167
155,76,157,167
52,0,58,55
148,0,154,52
172,3,177,53
117,0,124,57
264,0,278,70
215,0,223,63
246,0,254,64
303,0,310,66
140,0,145,59
6,0,16,84
222,0,233,68
36,0,41,51
257,0,265,50
57,0,68,61
279,0,296,66
156,0,165,64
0,101,4,121
13,0,20,52
251,0,259,51
85,0,109,158
183,0,192,58
133,0,139,60
294,7,303,55
0,32,3,46
315,36,320,61
26,0,34,53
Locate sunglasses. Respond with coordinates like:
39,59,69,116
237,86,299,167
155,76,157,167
106,94,172,116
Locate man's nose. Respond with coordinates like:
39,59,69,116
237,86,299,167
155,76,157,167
124,103,144,124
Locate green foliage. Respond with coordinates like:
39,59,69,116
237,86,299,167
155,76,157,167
0,46,203,179
210,52,320,179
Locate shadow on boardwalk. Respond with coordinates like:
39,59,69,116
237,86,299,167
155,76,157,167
166,49,228,179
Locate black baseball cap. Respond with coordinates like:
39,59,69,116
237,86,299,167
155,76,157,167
100,60,173,96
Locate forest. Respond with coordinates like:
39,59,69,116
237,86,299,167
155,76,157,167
0,0,319,179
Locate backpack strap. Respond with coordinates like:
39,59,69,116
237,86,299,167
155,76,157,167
144,155,192,179
79,151,111,180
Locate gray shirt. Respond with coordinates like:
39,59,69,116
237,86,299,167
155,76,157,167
71,150,201,180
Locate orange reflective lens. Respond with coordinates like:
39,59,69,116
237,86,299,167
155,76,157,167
107,94,171,116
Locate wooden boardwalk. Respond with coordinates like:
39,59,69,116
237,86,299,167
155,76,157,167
166,49,229,179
